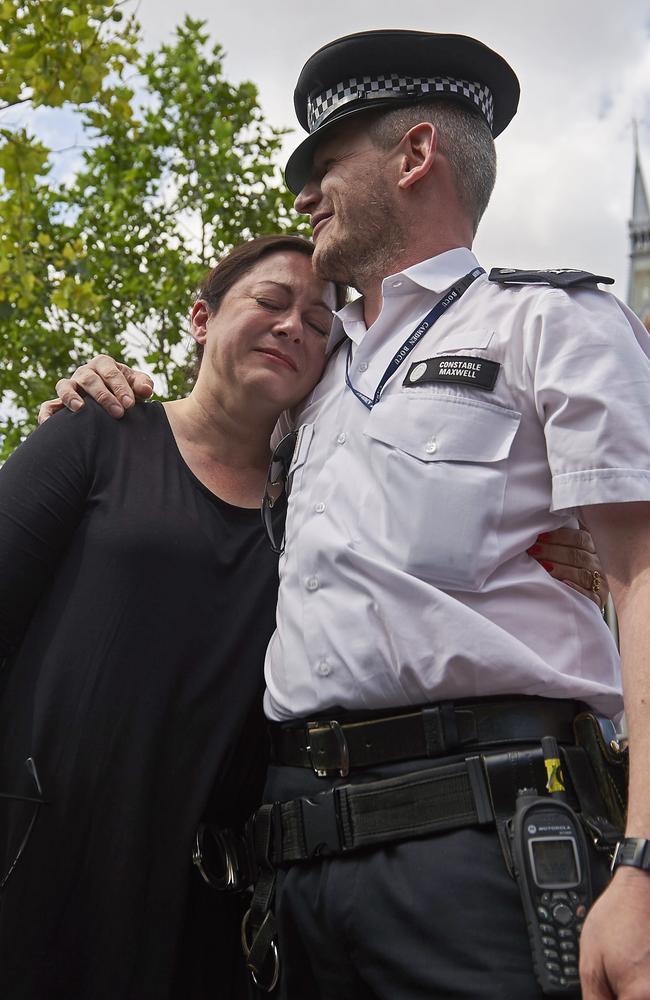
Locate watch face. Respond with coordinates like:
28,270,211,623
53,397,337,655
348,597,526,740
529,837,580,888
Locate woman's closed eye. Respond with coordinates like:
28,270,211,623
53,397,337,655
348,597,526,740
256,297,330,337
307,319,330,337
256,297,283,311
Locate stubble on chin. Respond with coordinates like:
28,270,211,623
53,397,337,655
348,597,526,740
312,192,405,293
311,237,354,288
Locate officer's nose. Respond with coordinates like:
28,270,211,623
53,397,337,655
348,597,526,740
294,180,320,217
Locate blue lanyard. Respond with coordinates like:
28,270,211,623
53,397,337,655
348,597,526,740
345,267,485,410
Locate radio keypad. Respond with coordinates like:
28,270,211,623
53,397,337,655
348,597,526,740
540,890,586,986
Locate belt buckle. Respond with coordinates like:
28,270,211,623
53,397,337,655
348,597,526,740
306,720,350,777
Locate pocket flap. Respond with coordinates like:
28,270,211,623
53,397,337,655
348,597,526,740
432,328,495,353
364,395,521,463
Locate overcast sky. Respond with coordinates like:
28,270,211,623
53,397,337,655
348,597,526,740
124,0,650,297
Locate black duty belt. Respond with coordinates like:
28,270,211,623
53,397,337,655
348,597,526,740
242,705,623,992
251,743,619,869
254,755,496,866
244,749,550,992
269,697,579,777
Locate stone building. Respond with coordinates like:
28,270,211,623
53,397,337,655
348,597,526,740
628,128,650,327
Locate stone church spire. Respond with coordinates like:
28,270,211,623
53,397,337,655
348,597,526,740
628,122,650,324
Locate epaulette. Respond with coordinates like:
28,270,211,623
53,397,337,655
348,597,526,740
488,268,614,288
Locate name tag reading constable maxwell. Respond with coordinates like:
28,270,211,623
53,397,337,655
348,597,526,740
403,355,501,391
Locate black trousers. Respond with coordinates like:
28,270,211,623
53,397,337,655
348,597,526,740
263,757,609,1000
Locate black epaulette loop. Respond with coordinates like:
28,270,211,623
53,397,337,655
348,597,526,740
488,268,614,288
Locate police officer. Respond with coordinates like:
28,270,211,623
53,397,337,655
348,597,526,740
43,30,650,1000
251,30,650,1000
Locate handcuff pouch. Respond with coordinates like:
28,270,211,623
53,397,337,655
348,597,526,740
572,712,628,833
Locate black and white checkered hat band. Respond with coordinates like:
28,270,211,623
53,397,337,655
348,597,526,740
307,75,494,132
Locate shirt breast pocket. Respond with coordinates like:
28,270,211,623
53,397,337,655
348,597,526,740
361,394,521,591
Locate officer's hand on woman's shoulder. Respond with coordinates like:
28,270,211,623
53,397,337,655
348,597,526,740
38,355,154,425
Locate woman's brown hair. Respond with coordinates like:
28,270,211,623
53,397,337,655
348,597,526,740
193,235,347,372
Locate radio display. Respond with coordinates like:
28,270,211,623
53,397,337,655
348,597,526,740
530,837,579,887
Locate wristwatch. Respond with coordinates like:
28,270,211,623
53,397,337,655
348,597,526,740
611,838,650,873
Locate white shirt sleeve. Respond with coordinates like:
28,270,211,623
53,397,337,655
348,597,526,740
525,287,650,512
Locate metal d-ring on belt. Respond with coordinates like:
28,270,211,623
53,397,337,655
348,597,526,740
269,696,580,777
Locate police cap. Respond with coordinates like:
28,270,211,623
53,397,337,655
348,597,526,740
285,29,520,193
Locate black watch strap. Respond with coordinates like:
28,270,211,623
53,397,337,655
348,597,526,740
612,838,650,872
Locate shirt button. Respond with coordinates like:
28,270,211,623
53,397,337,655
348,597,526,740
314,502,326,514
358,362,368,372
337,432,347,445
317,661,331,676
306,576,319,591
392,280,403,288
425,438,437,454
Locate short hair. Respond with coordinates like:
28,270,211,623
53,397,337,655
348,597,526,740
366,99,497,233
193,235,347,372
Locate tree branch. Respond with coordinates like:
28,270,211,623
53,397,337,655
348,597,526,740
0,96,33,115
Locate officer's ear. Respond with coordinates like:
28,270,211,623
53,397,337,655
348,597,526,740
397,122,438,191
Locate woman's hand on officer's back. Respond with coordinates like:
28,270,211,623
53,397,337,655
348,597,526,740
528,526,610,611
38,356,154,424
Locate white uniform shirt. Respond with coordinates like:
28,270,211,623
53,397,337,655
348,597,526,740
264,248,650,721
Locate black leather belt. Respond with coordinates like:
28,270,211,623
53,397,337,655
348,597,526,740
269,696,579,777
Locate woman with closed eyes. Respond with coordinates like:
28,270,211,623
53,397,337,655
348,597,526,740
0,234,342,1000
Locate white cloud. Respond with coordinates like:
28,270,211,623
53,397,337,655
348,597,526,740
14,0,650,294
133,0,650,292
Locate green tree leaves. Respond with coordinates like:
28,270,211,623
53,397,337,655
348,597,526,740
0,1,138,112
0,5,304,457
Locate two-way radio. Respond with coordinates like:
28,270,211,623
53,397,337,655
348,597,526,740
509,736,593,995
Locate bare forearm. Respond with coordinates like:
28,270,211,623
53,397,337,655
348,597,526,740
577,504,650,997
615,569,650,836
580,502,650,834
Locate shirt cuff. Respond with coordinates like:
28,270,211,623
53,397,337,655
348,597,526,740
551,469,650,513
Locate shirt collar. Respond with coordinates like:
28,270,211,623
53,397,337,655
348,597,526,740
327,296,364,352
396,247,481,294
326,247,481,354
